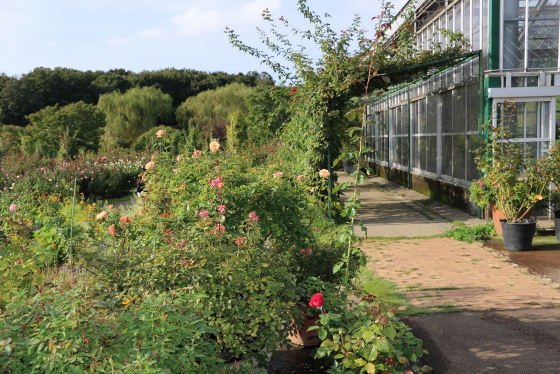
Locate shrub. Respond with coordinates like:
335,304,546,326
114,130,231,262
0,277,226,373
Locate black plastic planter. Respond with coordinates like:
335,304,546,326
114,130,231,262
500,219,537,251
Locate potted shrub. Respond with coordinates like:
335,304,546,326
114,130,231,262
470,119,560,250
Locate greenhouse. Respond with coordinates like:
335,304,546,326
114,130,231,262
366,0,560,215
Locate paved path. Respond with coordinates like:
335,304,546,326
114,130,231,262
338,173,488,237
362,237,560,311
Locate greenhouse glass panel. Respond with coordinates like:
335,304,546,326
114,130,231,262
527,0,559,68
503,0,526,69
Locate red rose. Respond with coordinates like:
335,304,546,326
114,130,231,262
291,88,297,92
309,293,324,308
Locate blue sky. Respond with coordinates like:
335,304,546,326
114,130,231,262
0,0,409,79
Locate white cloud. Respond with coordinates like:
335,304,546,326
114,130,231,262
172,0,281,36
107,36,134,45
139,27,164,39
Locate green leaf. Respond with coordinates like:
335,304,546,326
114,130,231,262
333,264,342,274
359,256,367,266
375,338,390,352
318,327,327,341
2,345,12,357
421,365,434,372
362,330,375,343
365,344,378,361
364,363,376,374
354,358,367,367
384,326,397,339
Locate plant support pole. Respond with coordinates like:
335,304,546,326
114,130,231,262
328,146,333,220
69,177,77,268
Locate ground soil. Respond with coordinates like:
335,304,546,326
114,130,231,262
485,236,560,284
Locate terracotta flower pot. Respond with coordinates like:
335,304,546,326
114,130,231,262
490,202,532,235
288,306,322,346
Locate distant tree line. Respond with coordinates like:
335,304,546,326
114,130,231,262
0,67,274,127
0,67,293,159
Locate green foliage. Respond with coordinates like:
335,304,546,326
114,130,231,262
441,223,496,244
24,102,106,158
0,67,273,128
132,126,189,155
0,277,226,373
244,86,291,145
311,293,430,374
471,109,560,222
0,125,27,156
98,86,174,149
176,83,255,144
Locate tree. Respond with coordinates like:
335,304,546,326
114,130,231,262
24,101,106,158
98,86,174,149
244,85,291,145
226,0,469,171
176,83,254,144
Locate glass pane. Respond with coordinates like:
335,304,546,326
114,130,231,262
473,0,481,50
427,95,437,133
456,3,462,32
467,134,480,181
542,101,550,137
503,0,526,69
427,136,437,173
525,101,538,137
453,135,467,179
467,83,479,132
419,136,427,170
453,87,466,133
419,99,427,133
527,0,559,68
464,0,471,40
442,135,453,176
443,91,453,133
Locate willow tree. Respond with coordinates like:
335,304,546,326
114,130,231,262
98,86,174,149
176,82,254,145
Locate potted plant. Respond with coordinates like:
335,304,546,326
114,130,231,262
470,119,560,250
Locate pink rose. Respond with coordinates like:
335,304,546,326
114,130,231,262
120,216,131,224
199,210,209,217
248,212,259,221
145,161,155,170
218,205,226,213
209,141,220,152
9,203,17,212
297,175,304,181
319,169,330,179
235,237,245,247
192,150,203,158
109,225,117,236
273,171,284,178
156,129,165,138
96,211,107,220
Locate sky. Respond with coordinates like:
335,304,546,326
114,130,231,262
0,0,409,80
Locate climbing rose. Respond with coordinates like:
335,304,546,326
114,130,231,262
210,177,223,188
145,161,155,170
156,129,165,138
248,212,259,221
319,169,330,179
199,210,209,217
218,205,226,213
209,141,220,152
297,175,304,181
235,237,245,247
273,171,284,178
109,225,117,236
291,88,297,92
9,203,17,212
192,150,203,158
14,258,23,265
120,216,131,224
96,211,107,220
213,224,225,235
309,293,324,308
